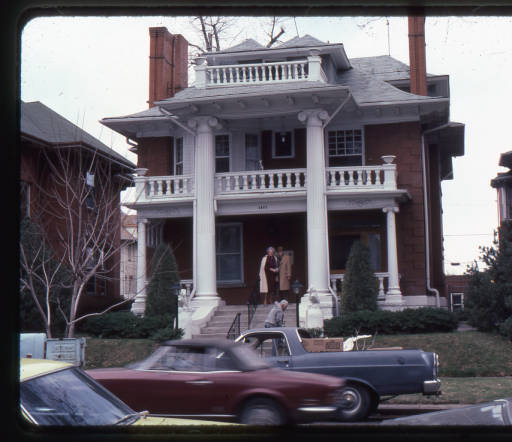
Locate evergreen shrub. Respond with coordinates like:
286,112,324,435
323,308,459,337
341,241,378,313
79,311,181,339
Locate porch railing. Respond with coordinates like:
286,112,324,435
226,312,241,340
330,272,389,299
215,168,307,195
136,175,194,202
326,164,397,191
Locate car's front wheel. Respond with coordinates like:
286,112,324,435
336,384,371,422
239,398,286,426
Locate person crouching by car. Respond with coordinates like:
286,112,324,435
264,300,288,328
264,300,289,356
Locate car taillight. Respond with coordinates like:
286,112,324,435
434,353,440,377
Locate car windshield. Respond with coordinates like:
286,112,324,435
130,344,271,372
20,367,136,426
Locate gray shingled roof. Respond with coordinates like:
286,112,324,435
349,55,436,82
336,66,436,104
276,34,326,49
155,81,347,106
22,101,135,168
219,38,266,53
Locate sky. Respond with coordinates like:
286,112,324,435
20,14,512,275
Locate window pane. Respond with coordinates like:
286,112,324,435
216,158,230,173
217,254,242,281
216,225,241,252
274,132,292,157
215,135,230,156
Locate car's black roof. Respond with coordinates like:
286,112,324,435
161,338,241,350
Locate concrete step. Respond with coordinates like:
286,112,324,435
195,304,298,338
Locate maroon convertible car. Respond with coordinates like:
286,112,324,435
87,338,347,425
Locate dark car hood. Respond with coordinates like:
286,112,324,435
382,398,512,426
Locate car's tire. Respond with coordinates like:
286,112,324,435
239,398,286,426
336,384,371,422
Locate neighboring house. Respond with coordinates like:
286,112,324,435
491,150,512,226
120,212,138,300
100,21,464,330
20,100,136,315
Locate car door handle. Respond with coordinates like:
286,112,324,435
185,380,213,385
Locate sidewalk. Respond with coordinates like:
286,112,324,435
377,403,468,416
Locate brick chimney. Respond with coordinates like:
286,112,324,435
148,27,188,108
408,15,428,96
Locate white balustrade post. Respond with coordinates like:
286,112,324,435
298,109,333,325
134,168,148,204
307,50,322,82
131,218,148,316
188,116,221,304
382,206,405,310
381,155,397,190
194,57,207,88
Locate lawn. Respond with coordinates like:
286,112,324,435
370,331,512,377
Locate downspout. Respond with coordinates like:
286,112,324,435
421,122,452,308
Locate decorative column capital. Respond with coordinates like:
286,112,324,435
187,116,220,133
383,206,399,214
137,217,148,224
298,109,329,127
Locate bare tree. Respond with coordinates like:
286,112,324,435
264,16,287,48
20,145,137,337
188,16,288,56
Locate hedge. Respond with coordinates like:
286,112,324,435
323,308,459,337
78,311,182,340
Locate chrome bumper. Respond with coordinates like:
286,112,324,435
297,406,338,413
423,378,441,395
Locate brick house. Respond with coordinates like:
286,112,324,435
491,150,512,226
100,19,464,333
20,100,136,315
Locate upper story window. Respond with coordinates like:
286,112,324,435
273,131,294,159
20,181,30,219
215,135,230,172
174,137,183,176
327,129,363,167
85,172,96,211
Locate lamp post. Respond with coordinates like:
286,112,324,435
291,280,304,327
171,282,181,329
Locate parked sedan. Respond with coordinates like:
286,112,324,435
19,358,230,426
236,327,441,422
87,338,348,425
381,398,512,426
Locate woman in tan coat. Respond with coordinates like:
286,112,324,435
277,246,292,299
259,246,279,305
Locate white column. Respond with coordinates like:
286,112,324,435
188,116,220,302
131,218,147,316
381,206,405,310
298,109,333,326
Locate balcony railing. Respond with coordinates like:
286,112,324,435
206,60,309,86
215,169,307,195
135,174,194,203
195,51,325,88
326,164,397,191
132,163,396,203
